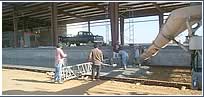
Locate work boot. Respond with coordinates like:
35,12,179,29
49,79,55,83
124,66,127,70
96,77,100,80
138,64,141,67
54,81,58,84
58,80,63,84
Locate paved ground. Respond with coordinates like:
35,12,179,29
2,68,202,95
101,65,192,83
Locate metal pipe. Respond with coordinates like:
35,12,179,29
140,5,202,61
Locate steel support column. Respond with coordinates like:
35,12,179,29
109,2,119,46
51,2,58,46
120,17,124,45
88,21,90,32
159,13,164,30
13,8,18,48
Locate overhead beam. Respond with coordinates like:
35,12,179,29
86,3,106,12
152,3,164,29
2,10,49,21
152,2,163,13
120,2,151,9
2,3,50,26
58,2,90,11
3,3,49,17
3,2,190,27
20,3,49,12
3,15,50,26
58,10,87,21
58,6,180,25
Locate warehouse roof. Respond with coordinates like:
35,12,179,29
2,2,193,29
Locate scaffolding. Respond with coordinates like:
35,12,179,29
128,8,135,44
105,5,110,44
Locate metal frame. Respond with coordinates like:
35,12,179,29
61,62,92,81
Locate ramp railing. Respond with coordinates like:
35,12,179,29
61,62,92,81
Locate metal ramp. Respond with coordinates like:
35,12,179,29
61,59,116,81
61,62,92,81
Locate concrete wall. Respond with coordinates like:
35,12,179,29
149,46,191,67
2,45,191,68
2,46,112,68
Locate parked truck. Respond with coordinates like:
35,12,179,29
58,31,104,47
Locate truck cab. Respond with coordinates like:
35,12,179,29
77,31,94,42
58,31,103,47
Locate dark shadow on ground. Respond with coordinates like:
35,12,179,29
12,79,53,84
4,70,124,95
128,92,149,95
3,80,104,95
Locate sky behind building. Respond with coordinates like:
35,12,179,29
67,16,203,45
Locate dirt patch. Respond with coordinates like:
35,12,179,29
143,66,191,83
2,68,201,95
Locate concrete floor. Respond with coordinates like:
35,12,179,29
3,64,192,84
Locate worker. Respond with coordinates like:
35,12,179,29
112,41,121,67
113,41,120,58
88,43,103,80
134,46,141,67
54,44,67,84
118,46,129,70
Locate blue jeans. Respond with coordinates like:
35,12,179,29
54,64,62,82
121,56,128,68
91,64,101,79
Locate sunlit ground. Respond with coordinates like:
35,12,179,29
2,69,202,95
